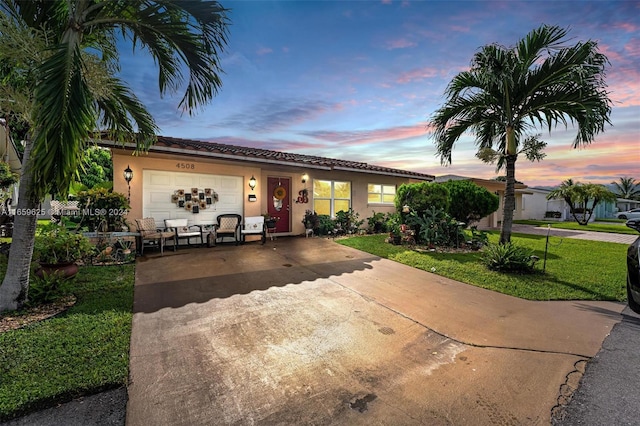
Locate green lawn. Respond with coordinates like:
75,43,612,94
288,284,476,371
0,260,134,421
338,232,628,301
514,219,637,235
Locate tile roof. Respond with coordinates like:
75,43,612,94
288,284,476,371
102,135,435,181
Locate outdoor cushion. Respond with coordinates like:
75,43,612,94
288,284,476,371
215,214,242,245
165,219,204,247
241,216,266,244
135,218,175,255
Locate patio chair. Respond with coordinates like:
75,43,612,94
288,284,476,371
215,214,242,245
135,218,175,255
164,219,204,249
240,216,266,244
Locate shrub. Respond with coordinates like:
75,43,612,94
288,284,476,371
316,214,335,236
367,211,387,234
334,209,364,235
395,182,449,220
406,207,465,247
467,226,489,250
480,242,538,273
34,223,95,264
0,161,18,189
441,180,499,226
75,188,130,232
27,271,68,306
544,211,562,218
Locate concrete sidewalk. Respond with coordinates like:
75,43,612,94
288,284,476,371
127,238,624,425
510,224,637,245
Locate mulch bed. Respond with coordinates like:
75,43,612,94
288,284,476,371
0,295,76,334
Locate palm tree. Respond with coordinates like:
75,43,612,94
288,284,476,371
547,180,616,225
0,0,229,312
612,177,640,200
430,25,612,243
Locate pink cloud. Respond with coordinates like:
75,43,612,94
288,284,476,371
383,38,417,50
396,67,438,84
610,22,640,32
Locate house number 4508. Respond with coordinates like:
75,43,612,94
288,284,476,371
176,163,195,169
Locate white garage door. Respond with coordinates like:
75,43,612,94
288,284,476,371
143,170,243,226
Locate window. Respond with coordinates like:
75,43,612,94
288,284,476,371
313,180,351,216
368,184,396,204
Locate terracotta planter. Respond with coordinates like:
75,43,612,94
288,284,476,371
36,262,79,280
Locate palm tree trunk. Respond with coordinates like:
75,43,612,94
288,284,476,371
499,155,517,244
0,138,39,312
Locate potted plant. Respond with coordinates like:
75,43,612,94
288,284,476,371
386,213,402,245
302,210,319,230
34,223,96,279
262,213,279,229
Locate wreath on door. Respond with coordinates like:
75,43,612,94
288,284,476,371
273,186,287,200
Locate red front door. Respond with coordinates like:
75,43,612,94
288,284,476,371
267,177,291,233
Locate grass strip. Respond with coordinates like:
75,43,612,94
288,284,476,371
338,232,628,301
0,262,134,421
514,220,637,235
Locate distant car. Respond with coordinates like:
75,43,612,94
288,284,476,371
626,219,640,314
617,208,640,220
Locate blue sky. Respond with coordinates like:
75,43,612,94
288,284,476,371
120,0,640,187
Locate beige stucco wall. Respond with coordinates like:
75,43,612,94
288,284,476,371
112,149,413,237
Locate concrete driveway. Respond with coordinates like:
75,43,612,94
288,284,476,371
127,237,624,425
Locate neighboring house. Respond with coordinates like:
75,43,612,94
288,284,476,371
99,136,434,239
434,174,529,228
616,198,640,214
524,187,622,221
0,119,22,212
520,187,568,220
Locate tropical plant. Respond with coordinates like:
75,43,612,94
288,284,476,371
430,25,612,244
75,187,130,232
406,207,466,247
547,180,617,225
334,208,364,235
611,177,640,200
367,211,388,234
78,146,113,189
480,242,538,273
34,223,95,265
440,179,499,226
0,161,17,189
0,0,230,312
385,212,403,238
302,209,319,231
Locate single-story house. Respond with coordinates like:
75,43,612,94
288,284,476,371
616,198,640,214
99,136,434,240
434,174,530,228
520,187,567,221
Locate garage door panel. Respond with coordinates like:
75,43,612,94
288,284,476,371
174,175,197,186
149,190,170,204
220,177,239,189
149,172,171,186
143,170,243,225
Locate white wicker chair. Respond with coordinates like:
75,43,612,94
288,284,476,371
240,216,266,244
164,219,204,248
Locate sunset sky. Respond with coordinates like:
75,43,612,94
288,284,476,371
120,0,639,188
